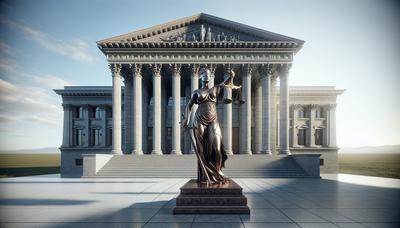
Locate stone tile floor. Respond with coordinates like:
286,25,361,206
0,174,399,228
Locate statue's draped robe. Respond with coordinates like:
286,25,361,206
190,85,228,183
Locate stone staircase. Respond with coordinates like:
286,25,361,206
94,154,314,178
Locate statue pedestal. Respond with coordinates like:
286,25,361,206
173,179,250,214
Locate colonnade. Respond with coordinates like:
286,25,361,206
109,63,292,156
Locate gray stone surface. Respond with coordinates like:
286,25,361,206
0,174,399,227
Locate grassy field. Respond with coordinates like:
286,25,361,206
338,153,400,179
0,153,399,179
0,154,60,178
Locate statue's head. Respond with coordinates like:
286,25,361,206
200,68,211,83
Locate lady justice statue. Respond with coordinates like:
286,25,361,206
182,67,243,184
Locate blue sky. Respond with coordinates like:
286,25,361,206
0,0,399,150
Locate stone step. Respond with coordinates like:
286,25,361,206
173,205,250,214
176,195,247,206
94,154,311,178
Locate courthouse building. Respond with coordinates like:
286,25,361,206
55,13,343,177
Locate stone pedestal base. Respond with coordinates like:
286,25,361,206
173,179,250,214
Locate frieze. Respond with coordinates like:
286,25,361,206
107,53,292,64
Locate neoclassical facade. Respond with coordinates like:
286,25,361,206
55,13,343,177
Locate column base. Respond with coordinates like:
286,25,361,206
279,149,291,155
225,150,233,155
260,150,272,155
240,150,252,155
111,149,123,155
151,150,163,155
171,150,182,155
132,150,143,155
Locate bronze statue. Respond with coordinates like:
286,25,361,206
182,67,243,184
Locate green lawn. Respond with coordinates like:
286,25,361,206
0,154,60,178
338,153,400,179
1,153,399,179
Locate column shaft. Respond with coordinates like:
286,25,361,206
309,105,317,147
328,104,337,147
124,76,132,153
261,66,272,154
111,64,122,155
152,65,162,155
171,64,182,155
132,64,143,155
254,83,262,153
189,65,199,154
292,105,299,147
279,65,291,155
223,66,233,155
240,65,252,154
270,77,277,153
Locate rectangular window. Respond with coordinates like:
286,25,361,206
315,128,323,146
74,129,83,146
298,129,306,146
91,129,101,146
73,107,83,118
90,107,101,118
75,158,83,166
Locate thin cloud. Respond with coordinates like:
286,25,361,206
0,78,62,125
24,115,57,126
1,19,95,63
31,74,74,89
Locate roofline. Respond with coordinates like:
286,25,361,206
96,13,304,46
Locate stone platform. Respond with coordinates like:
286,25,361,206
173,179,250,214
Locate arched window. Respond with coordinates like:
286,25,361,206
95,107,101,118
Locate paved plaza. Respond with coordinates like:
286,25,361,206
0,174,399,228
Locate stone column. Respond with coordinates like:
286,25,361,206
62,104,71,147
261,65,273,154
123,75,132,154
308,104,317,147
328,104,337,147
151,64,163,155
270,76,278,153
292,104,300,147
132,64,143,155
254,82,262,154
223,65,233,155
189,64,199,154
240,64,252,154
171,64,182,155
279,64,291,155
209,64,216,87
142,80,149,153
111,64,123,155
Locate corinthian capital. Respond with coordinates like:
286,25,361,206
151,64,162,77
109,64,122,75
190,64,199,76
260,64,274,78
131,64,142,77
328,104,337,110
171,64,181,76
280,64,292,74
243,64,253,76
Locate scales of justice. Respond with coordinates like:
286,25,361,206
174,67,250,214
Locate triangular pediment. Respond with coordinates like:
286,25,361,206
97,13,304,45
